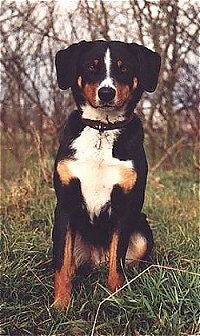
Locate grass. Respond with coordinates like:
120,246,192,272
1,155,199,336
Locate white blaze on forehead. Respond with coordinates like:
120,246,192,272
99,48,115,89
105,48,111,77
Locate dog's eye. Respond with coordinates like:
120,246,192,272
87,64,99,74
87,59,99,73
120,65,127,73
88,64,96,71
117,60,127,73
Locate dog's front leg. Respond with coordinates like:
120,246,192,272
53,227,75,309
107,232,124,292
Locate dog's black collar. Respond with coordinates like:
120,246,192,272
82,114,135,133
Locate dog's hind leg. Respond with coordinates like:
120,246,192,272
52,206,76,309
53,229,75,309
107,232,125,292
126,213,153,267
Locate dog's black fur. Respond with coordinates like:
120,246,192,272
52,40,161,309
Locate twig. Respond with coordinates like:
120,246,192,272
29,123,49,182
150,136,187,173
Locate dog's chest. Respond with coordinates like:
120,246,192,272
69,127,133,219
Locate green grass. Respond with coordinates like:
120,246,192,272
1,160,199,336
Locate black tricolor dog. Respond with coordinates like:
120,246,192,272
53,40,161,309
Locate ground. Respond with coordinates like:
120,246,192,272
1,153,199,336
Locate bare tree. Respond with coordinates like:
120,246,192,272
0,0,199,177
128,0,199,157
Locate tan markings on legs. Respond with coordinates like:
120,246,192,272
118,167,137,193
126,233,148,266
53,230,75,309
57,160,73,185
107,232,124,292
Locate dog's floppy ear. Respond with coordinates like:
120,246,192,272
55,40,90,90
129,43,161,92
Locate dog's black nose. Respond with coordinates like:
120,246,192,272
98,87,116,103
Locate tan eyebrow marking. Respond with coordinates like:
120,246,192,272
117,59,123,68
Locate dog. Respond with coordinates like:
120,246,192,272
52,40,161,309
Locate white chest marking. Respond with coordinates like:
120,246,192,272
69,127,133,219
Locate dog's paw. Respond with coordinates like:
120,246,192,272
107,273,124,292
52,282,72,310
51,294,71,310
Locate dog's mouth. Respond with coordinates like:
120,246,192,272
99,103,116,109
97,100,128,112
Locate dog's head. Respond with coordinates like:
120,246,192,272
55,40,161,120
